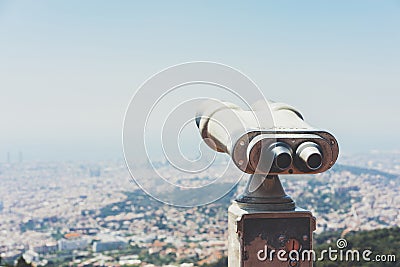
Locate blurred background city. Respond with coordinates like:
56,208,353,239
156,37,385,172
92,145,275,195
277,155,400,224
0,152,399,266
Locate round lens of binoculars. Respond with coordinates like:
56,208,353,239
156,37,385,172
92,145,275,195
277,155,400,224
296,142,323,171
267,143,293,171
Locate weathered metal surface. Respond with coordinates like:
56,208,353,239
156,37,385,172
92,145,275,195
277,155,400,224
228,202,316,267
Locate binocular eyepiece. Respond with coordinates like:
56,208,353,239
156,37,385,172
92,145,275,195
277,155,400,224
297,142,323,170
268,142,293,171
250,140,323,174
196,99,338,175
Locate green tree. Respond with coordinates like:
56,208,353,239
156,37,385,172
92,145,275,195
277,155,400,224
15,256,32,267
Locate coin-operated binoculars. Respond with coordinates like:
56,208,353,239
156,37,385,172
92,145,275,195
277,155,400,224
196,99,339,267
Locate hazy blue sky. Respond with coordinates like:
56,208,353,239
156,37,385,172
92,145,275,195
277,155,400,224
0,1,399,161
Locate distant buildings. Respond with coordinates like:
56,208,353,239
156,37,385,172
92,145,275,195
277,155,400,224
22,250,39,264
58,237,89,251
0,250,22,262
93,234,128,253
0,157,398,266
31,241,57,254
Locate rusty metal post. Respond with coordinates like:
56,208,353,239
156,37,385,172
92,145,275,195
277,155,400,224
228,174,316,267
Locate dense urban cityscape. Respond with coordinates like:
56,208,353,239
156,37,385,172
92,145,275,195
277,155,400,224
0,151,399,266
